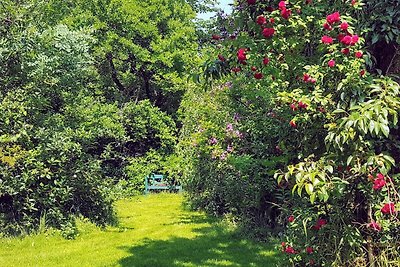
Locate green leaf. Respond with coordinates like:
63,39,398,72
305,183,314,195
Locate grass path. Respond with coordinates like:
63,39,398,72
0,194,281,267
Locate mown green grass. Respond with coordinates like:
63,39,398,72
0,193,282,267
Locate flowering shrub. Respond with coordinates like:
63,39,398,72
186,0,400,265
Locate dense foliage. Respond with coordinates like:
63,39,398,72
179,0,400,265
0,0,197,237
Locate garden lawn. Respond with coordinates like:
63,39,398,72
0,193,281,267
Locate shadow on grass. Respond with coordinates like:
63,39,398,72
118,215,281,267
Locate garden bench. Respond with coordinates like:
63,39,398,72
144,174,182,194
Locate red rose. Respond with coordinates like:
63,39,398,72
285,246,296,254
262,27,275,38
341,35,352,45
313,218,327,230
355,51,363,58
212,34,221,40
306,247,313,254
270,18,275,24
321,35,333,44
231,67,241,73
278,1,286,10
337,33,345,42
247,0,256,5
303,73,311,82
254,72,263,79
326,12,340,24
340,21,349,30
351,35,359,45
373,174,386,190
237,48,247,61
360,69,366,76
266,6,274,12
368,221,382,232
218,54,225,61
298,101,308,109
306,0,312,4
289,120,297,128
281,8,292,20
381,202,396,215
323,23,332,31
328,59,335,67
290,103,297,111
341,48,350,55
281,242,286,247
263,57,270,65
256,15,266,25
251,66,257,71
288,215,295,222
351,0,357,6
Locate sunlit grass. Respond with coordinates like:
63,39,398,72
0,193,282,267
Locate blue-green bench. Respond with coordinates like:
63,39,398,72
144,174,182,194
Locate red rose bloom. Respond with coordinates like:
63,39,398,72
266,6,274,12
256,15,266,25
337,33,345,42
212,34,220,40
298,101,308,109
303,73,311,82
351,35,359,45
313,218,327,230
355,51,363,58
270,18,275,24
326,12,340,24
218,54,225,61
262,27,275,38
254,72,263,79
341,48,350,55
288,215,295,222
328,59,335,67
323,23,332,31
285,246,296,254
351,0,357,6
381,202,396,215
290,103,297,111
360,69,366,76
368,221,382,231
321,35,333,44
251,66,257,71
231,67,241,73
237,48,247,61
341,35,352,45
281,8,292,20
373,174,386,190
306,247,313,254
281,242,286,247
289,120,297,128
278,1,286,10
340,21,349,30
263,57,270,65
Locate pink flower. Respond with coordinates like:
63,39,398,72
256,15,266,25
313,218,327,230
368,221,381,232
288,215,295,222
285,246,296,254
298,101,308,109
321,35,333,44
303,73,311,82
360,69,366,76
290,102,297,111
340,21,349,30
212,34,221,40
281,8,292,20
263,57,270,65
209,137,218,145
351,35,359,45
355,51,363,58
381,203,396,215
278,1,286,10
326,12,340,24
323,23,332,31
218,54,225,61
341,48,350,55
289,120,297,128
306,247,313,254
226,123,234,132
373,173,386,190
328,59,335,67
237,48,247,61
262,28,275,38
341,35,352,45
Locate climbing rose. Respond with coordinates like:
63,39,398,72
278,1,286,10
341,35,352,45
351,35,359,45
298,101,307,109
263,57,270,65
351,0,357,5
355,51,363,58
254,72,263,79
368,221,382,232
270,18,275,24
313,218,327,230
340,21,349,30
231,67,241,73
321,35,333,44
341,48,350,55
373,173,386,190
251,66,257,71
212,34,220,40
247,0,256,5
381,203,396,215
326,12,340,24
306,247,313,254
288,215,295,222
281,242,286,247
323,23,332,31
289,120,297,128
218,54,225,61
285,246,296,254
237,48,247,61
290,102,297,111
328,59,335,67
262,28,275,38
281,8,291,19
303,73,311,82
226,123,234,132
256,15,266,25
360,69,366,76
